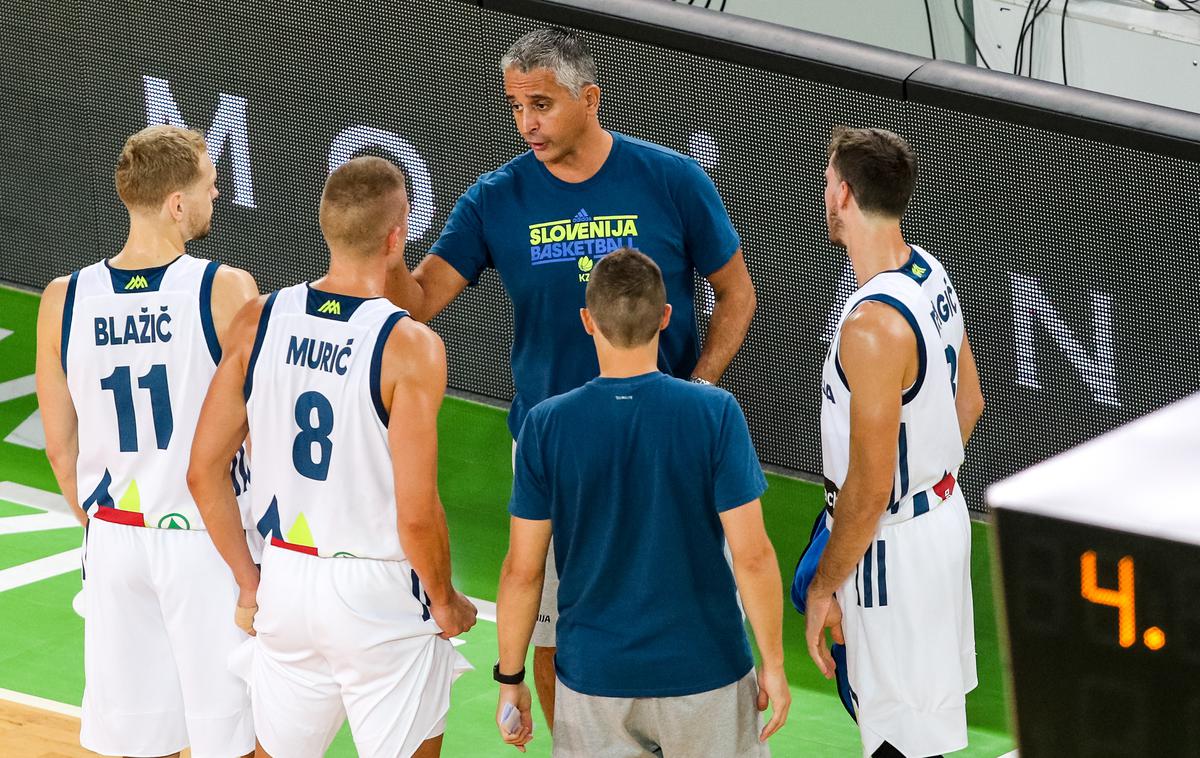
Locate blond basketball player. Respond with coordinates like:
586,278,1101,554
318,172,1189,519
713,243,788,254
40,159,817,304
188,156,477,758
35,125,259,757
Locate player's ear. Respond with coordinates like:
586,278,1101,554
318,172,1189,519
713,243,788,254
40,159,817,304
164,190,186,222
580,307,596,335
659,303,672,332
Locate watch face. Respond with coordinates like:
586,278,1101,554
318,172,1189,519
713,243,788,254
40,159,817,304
994,510,1200,757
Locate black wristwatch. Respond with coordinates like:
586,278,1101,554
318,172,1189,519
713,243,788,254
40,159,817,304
690,376,713,386
493,662,525,685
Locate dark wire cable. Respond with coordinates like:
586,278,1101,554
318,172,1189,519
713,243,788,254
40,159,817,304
1061,0,1070,85
1028,0,1054,78
954,0,992,68
1014,0,1037,74
923,0,937,59
1014,0,1052,77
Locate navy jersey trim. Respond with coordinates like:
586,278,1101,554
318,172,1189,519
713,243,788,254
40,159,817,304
834,350,850,391
876,540,888,607
857,293,926,404
896,247,933,284
370,311,409,426
61,271,79,374
243,291,278,401
913,490,931,517
104,255,181,293
305,285,377,321
199,260,222,364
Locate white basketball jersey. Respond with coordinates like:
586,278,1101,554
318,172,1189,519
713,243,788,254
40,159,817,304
821,247,965,525
65,255,229,530
246,283,409,561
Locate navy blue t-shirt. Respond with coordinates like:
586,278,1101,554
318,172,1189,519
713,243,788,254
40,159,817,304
431,132,741,437
509,372,768,697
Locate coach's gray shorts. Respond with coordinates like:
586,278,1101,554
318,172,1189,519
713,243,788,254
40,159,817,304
551,670,769,758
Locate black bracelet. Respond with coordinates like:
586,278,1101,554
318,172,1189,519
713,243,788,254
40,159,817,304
493,662,525,685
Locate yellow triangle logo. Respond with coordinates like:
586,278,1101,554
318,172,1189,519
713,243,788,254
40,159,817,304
118,480,141,512
317,299,341,315
286,512,316,547
125,275,149,290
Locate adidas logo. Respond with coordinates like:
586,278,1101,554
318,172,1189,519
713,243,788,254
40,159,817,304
572,208,591,223
124,275,149,290
317,299,341,315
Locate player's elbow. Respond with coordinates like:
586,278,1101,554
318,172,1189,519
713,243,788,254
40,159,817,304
43,440,76,477
500,551,545,587
960,387,986,427
185,454,219,505
731,533,778,576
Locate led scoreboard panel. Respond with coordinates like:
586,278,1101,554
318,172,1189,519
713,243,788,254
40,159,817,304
988,393,1200,757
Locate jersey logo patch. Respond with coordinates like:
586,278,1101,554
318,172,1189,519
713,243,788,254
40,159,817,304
157,513,190,529
124,275,149,290
317,299,341,316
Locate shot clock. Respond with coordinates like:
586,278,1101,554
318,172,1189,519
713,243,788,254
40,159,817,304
988,393,1200,758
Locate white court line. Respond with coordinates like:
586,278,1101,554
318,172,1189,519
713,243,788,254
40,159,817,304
0,481,71,515
0,549,81,593
0,512,77,536
0,687,82,718
0,374,35,403
998,752,1018,758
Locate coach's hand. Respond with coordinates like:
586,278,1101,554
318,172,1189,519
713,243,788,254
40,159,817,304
805,590,844,679
497,682,534,752
235,585,259,636
433,590,478,639
756,663,790,741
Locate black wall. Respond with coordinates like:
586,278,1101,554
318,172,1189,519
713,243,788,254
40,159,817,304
4,0,1198,509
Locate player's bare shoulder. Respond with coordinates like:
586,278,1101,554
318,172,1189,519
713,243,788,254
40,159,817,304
208,263,260,342
842,301,917,357
385,315,446,375
36,275,74,350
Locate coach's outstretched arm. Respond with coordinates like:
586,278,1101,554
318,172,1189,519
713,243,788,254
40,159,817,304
805,302,914,678
720,498,791,741
188,297,267,634
691,250,756,384
385,252,470,324
385,319,478,639
36,277,85,526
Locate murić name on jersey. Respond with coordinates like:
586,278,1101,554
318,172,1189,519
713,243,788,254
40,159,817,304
286,335,353,375
94,306,172,346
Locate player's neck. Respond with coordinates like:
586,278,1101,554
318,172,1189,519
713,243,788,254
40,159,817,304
544,125,613,183
846,221,910,287
595,340,660,379
312,257,388,300
113,217,187,269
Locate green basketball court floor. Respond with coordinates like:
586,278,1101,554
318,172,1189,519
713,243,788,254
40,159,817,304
0,284,1014,756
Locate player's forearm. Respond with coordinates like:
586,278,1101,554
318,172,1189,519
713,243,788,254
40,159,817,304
188,466,258,590
731,541,786,669
44,441,85,524
396,498,456,605
496,555,544,674
692,283,754,383
956,390,985,446
810,481,890,597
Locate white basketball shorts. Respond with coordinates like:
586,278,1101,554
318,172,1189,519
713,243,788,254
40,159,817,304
242,545,471,758
79,518,254,758
834,492,977,758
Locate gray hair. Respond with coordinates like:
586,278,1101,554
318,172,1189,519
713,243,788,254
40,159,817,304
500,28,597,98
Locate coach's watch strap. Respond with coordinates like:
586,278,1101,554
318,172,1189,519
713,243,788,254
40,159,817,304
493,662,526,685
690,376,713,386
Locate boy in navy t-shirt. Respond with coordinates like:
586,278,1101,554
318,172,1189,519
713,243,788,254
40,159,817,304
493,249,789,756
